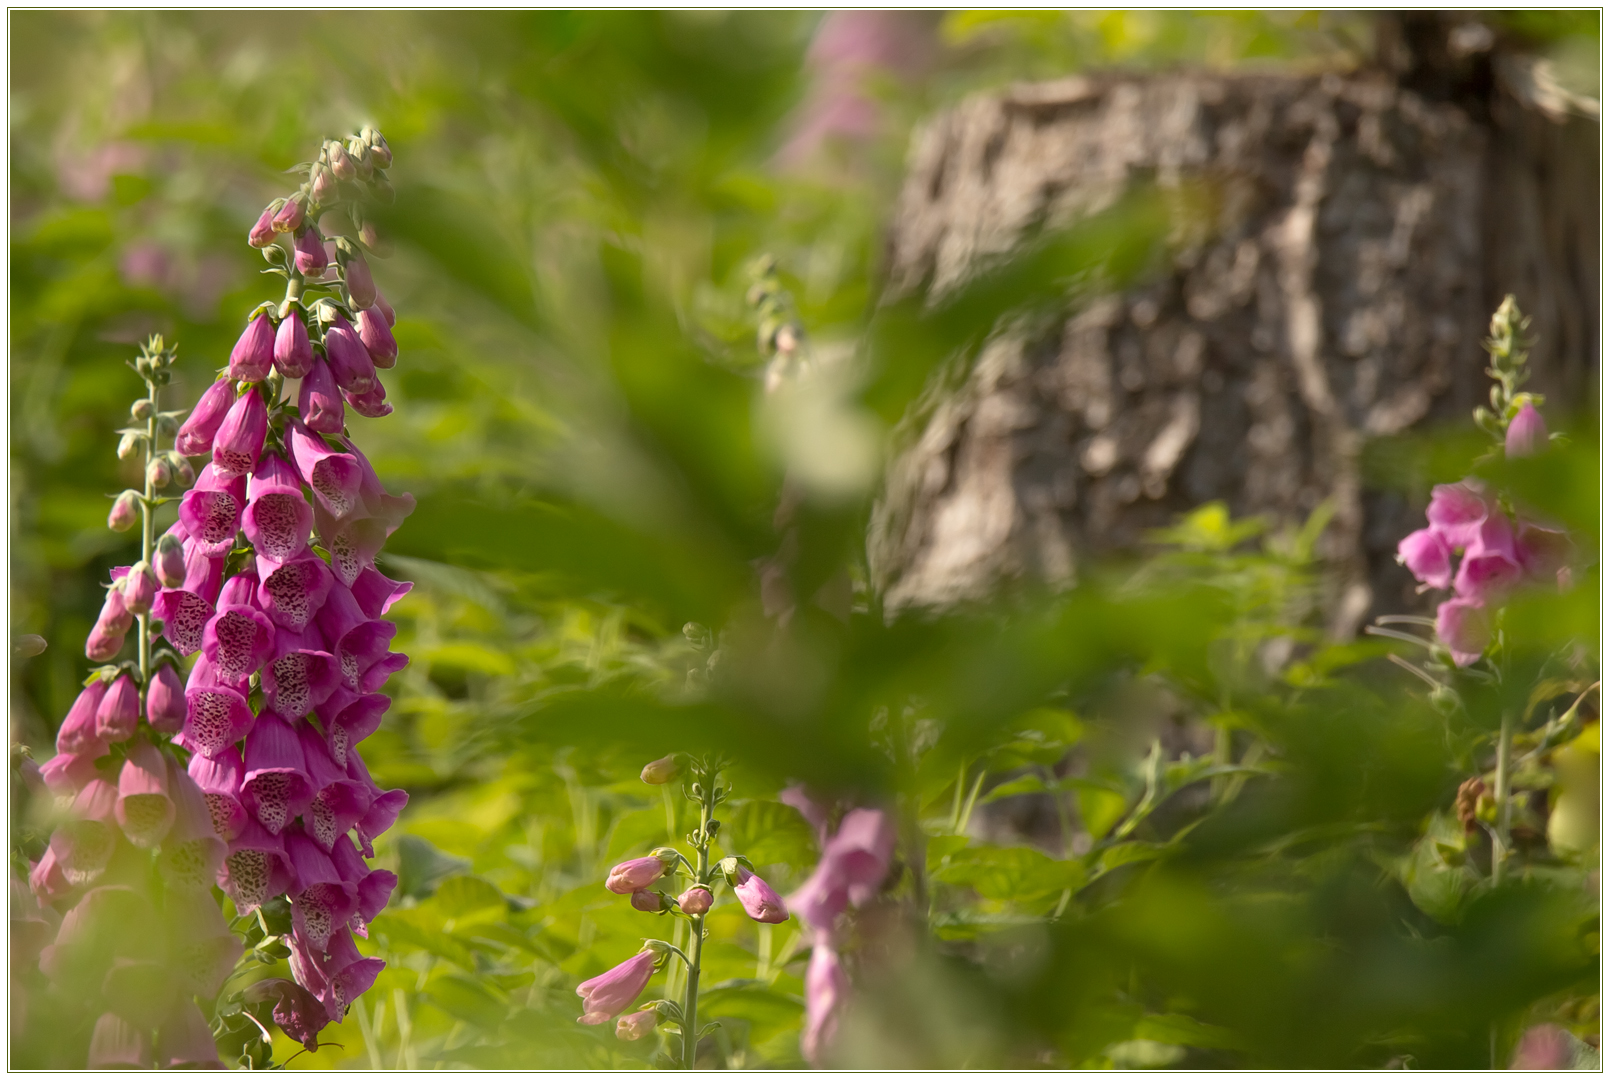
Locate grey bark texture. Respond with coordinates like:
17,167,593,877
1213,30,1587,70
869,47,1598,636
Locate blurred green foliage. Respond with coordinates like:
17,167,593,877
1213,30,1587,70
10,10,1600,1071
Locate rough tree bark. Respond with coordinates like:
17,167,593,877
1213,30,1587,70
869,20,1598,637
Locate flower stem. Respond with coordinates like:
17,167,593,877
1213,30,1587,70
682,767,717,1069
137,365,160,690
1492,711,1513,886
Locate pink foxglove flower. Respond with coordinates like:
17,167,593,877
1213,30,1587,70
95,674,140,743
733,867,789,924
1426,482,1489,549
330,833,398,933
212,385,268,479
301,926,385,1022
179,463,248,557
372,289,396,328
1436,597,1491,668
182,680,256,758
228,313,276,383
262,624,339,720
347,749,408,857
606,853,672,894
153,526,187,588
243,451,313,564
351,566,413,619
219,820,293,915
295,719,373,850
1397,527,1453,590
298,356,346,434
272,196,306,234
286,418,363,519
175,378,236,458
56,680,110,756
1506,401,1548,458
802,943,849,1067
88,1011,151,1069
344,255,377,309
355,307,397,367
93,580,132,633
84,621,124,660
576,950,657,1025
323,315,376,395
240,711,315,835
677,886,712,915
115,742,176,848
315,582,401,692
40,748,105,798
188,746,248,842
1452,515,1522,605
157,757,227,891
345,378,393,419
1515,521,1572,587
256,549,335,632
154,1000,223,1069
242,978,326,1052
163,887,244,998
292,226,327,275
284,825,360,950
274,309,315,379
145,664,186,733
248,205,278,248
119,563,156,616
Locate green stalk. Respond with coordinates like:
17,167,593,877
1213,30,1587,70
682,772,716,1070
137,367,159,691
1492,711,1513,886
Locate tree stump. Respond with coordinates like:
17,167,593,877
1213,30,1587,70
870,47,1597,636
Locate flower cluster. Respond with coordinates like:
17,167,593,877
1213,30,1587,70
782,787,896,1067
1395,298,1570,667
580,755,791,1066
24,128,411,1067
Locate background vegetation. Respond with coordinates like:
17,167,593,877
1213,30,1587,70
11,10,1600,1069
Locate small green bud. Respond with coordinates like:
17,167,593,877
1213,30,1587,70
117,431,144,460
147,456,173,490
166,450,195,488
107,490,140,532
130,399,154,422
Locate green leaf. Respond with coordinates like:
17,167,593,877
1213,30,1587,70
930,845,1085,901
434,875,509,922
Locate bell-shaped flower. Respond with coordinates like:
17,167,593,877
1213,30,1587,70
352,565,413,619
576,950,657,1025
179,463,248,557
606,853,673,895
317,689,393,767
40,884,158,990
344,379,393,419
373,289,397,327
40,748,104,798
733,867,789,924
330,833,397,932
220,821,293,915
303,926,385,1022
284,825,359,950
1516,520,1572,587
48,780,121,888
182,676,256,758
1426,482,1490,550
1452,514,1523,605
257,549,335,632
294,719,372,851
315,502,390,588
617,1008,659,1041
802,944,849,1068
286,418,362,519
151,591,214,659
244,451,313,564
163,887,244,999
1397,527,1453,590
88,1011,152,1069
212,385,268,479
323,315,376,396
263,624,340,720
1506,400,1548,458
175,378,236,458
95,674,140,743
154,526,188,588
29,845,71,905
344,255,377,310
145,663,186,734
241,711,315,835
154,1000,223,1069
274,308,315,378
677,886,712,916
347,749,408,857
298,356,346,434
157,756,226,892
315,580,399,686
1436,597,1491,668
355,307,397,367
243,978,326,1052
203,585,277,685
343,436,417,534
823,808,895,907
188,746,248,842
780,785,833,846
56,679,110,756
293,226,328,275
116,742,175,848
228,313,276,383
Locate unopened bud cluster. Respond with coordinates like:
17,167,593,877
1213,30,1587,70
26,130,414,1068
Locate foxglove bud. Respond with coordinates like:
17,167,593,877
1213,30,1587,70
212,386,268,479
248,203,280,248
298,358,345,434
616,1009,657,1041
117,431,143,460
86,625,126,663
373,290,396,328
344,379,392,419
328,142,355,181
1506,400,1548,458
676,886,712,916
348,137,373,179
733,867,789,924
344,255,376,310
576,950,657,1025
606,851,675,894
229,312,276,383
274,309,315,379
293,226,328,276
154,531,186,588
272,195,306,234
131,399,154,422
358,220,381,252
121,562,156,616
310,164,337,205
96,675,140,743
146,456,173,490
368,132,392,170
57,680,110,756
640,755,681,785
356,308,397,367
145,664,185,733
108,490,140,532
99,581,135,635
323,316,375,395
175,378,236,458
169,450,196,488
